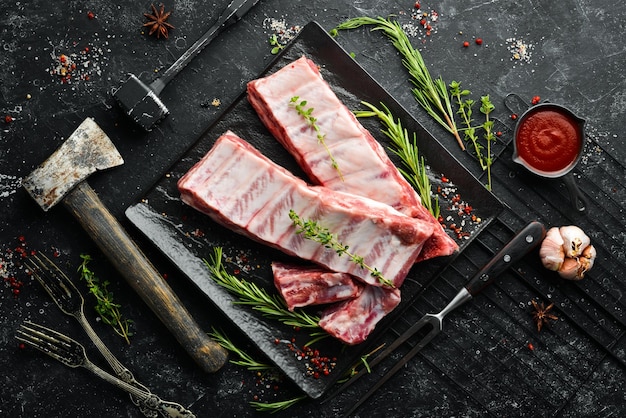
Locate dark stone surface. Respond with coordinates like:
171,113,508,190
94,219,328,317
1,0,625,417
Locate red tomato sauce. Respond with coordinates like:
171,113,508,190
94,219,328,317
515,108,582,173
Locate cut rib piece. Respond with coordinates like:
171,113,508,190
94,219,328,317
271,261,362,311
247,56,420,217
247,55,458,262
318,285,401,345
177,131,434,288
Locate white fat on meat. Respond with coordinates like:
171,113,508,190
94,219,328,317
247,55,459,262
271,261,362,311
177,131,434,288
319,284,401,345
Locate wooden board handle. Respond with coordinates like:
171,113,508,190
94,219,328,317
63,181,228,373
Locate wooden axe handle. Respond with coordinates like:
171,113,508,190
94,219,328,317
63,181,228,373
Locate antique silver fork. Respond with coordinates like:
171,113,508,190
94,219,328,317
16,321,195,418
26,253,169,417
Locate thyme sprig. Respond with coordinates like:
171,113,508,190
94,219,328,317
449,81,496,190
354,101,440,219
331,16,463,150
289,96,344,180
77,254,133,344
480,95,496,190
337,342,385,383
289,210,394,287
203,247,321,330
269,34,285,54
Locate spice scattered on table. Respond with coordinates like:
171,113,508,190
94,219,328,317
506,37,534,63
436,175,483,239
263,17,301,53
401,2,439,39
276,337,337,379
47,43,107,84
0,173,21,198
1,236,33,298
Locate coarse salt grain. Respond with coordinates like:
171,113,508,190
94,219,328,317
263,17,301,45
506,37,534,63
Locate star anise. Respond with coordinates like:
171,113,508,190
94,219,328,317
531,299,558,332
143,4,174,39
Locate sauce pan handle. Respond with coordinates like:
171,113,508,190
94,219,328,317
504,92,530,115
563,173,586,212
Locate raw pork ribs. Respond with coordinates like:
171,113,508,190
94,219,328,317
247,55,458,261
178,131,433,289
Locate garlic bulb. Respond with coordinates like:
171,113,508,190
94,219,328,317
539,227,565,271
539,225,596,280
559,225,591,258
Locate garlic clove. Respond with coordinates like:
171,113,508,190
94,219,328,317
539,227,565,271
559,225,590,258
558,257,585,280
579,244,597,273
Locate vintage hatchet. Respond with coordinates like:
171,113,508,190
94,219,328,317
22,117,227,373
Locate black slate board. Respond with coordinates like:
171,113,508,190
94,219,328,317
125,21,503,399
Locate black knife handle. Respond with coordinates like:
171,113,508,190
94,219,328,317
465,221,545,297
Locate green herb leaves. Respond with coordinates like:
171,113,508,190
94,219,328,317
332,16,498,191
208,327,306,412
450,81,496,190
269,34,285,54
77,254,133,344
331,17,463,150
203,247,321,331
355,101,440,219
288,210,394,287
289,96,344,180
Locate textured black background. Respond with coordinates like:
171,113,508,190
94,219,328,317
1,1,625,417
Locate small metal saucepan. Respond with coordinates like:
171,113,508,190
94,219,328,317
506,93,587,212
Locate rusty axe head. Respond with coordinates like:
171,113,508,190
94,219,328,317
22,117,124,211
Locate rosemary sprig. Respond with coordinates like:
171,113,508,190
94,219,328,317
289,210,394,287
209,327,274,371
449,81,496,190
77,254,133,344
331,16,464,150
203,247,321,330
250,396,308,413
209,327,306,412
354,101,440,219
289,96,344,180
